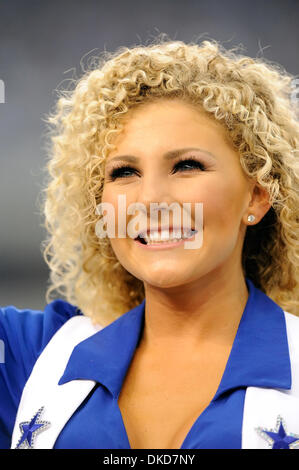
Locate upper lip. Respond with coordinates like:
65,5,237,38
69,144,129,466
135,225,196,239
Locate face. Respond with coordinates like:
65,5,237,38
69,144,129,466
101,98,255,290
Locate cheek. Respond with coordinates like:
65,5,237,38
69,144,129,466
101,187,122,223
109,238,138,278
185,177,246,231
101,187,136,243
101,186,115,205
109,237,125,256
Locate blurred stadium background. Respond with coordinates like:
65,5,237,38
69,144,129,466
0,0,298,310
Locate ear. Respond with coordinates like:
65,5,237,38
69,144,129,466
243,182,272,225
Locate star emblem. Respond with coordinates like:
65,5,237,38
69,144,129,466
15,406,50,449
256,415,299,449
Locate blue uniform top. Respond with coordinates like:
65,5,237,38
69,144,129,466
0,278,291,449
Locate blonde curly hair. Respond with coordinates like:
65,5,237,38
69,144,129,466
39,35,299,325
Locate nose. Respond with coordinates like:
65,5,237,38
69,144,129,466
134,173,179,227
137,172,174,211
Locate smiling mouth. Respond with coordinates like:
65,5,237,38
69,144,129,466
134,228,198,245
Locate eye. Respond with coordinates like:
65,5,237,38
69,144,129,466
172,157,206,173
107,165,138,181
107,156,206,181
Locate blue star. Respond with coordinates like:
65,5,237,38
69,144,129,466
256,415,299,449
16,407,50,449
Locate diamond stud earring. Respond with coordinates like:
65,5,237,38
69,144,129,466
247,214,256,223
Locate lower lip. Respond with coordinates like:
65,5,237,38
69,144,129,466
133,232,198,250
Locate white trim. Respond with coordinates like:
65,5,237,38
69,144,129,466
241,311,299,448
11,315,102,449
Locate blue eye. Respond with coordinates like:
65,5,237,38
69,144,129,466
107,157,206,181
172,158,206,173
108,166,137,180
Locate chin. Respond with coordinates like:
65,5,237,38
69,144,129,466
139,269,196,289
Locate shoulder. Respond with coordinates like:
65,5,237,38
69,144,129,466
284,310,299,323
284,310,299,340
0,298,84,448
283,310,299,358
0,299,83,363
283,311,299,394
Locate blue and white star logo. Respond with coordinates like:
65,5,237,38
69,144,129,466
15,407,50,449
256,415,299,449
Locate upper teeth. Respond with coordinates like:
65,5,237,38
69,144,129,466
141,229,195,243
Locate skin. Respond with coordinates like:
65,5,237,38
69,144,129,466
102,97,271,351
101,98,272,448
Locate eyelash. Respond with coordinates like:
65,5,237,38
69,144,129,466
107,157,206,181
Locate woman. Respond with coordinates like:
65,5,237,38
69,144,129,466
1,37,299,450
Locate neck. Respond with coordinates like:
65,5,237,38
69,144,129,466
141,269,249,355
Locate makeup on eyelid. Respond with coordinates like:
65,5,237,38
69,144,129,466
106,156,207,181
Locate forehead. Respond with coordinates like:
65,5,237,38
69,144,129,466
121,98,220,128
107,98,235,155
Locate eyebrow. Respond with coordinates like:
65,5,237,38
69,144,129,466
105,147,217,165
